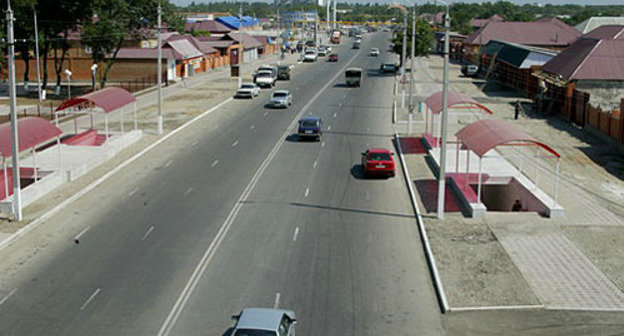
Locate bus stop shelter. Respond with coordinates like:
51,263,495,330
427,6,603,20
0,117,62,201
55,87,138,141
423,90,493,147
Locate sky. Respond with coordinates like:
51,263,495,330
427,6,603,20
171,0,624,6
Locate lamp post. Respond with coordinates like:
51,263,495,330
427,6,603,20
91,64,98,92
7,0,22,220
408,4,416,135
157,0,163,135
64,69,72,100
435,0,450,220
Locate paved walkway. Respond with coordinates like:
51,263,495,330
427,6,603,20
492,223,624,310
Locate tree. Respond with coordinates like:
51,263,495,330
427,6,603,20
391,18,433,66
81,0,183,87
13,0,36,86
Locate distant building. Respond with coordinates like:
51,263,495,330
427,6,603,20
575,16,624,34
279,11,318,26
216,16,260,31
470,14,504,30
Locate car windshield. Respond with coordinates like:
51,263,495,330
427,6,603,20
257,73,271,77
233,329,277,336
369,153,391,161
300,120,318,127
240,85,255,89
272,92,288,98
383,64,394,69
346,70,361,77
305,51,315,55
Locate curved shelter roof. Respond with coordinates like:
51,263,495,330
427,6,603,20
424,90,494,115
55,87,136,114
455,119,560,158
0,117,62,157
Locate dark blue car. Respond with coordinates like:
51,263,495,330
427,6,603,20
298,116,322,141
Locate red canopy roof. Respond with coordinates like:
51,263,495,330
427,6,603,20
55,87,136,114
0,117,62,157
424,90,494,115
455,119,560,158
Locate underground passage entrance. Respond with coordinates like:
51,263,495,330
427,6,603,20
472,177,550,216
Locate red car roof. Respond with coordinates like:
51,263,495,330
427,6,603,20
368,148,391,154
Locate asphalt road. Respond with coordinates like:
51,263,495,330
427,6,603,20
0,32,444,336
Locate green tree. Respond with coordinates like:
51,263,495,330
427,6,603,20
391,18,433,66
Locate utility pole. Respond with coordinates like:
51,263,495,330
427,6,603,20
408,5,416,135
157,1,163,135
34,10,43,104
332,0,337,29
7,1,22,220
401,11,407,76
326,0,330,31
436,1,450,219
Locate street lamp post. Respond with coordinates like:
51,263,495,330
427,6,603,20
436,0,451,219
7,0,22,220
91,64,98,92
157,1,163,135
65,69,72,100
408,5,416,135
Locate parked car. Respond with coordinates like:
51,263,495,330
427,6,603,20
361,148,395,178
268,90,292,108
461,64,479,77
254,71,276,88
277,65,291,80
380,63,397,74
235,83,260,98
370,48,380,56
231,308,297,336
298,116,322,141
328,53,339,62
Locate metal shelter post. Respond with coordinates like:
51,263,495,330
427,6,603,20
120,110,125,134
133,102,138,130
32,148,37,183
455,140,460,173
3,157,8,201
436,1,451,219
7,2,22,220
105,114,109,141
554,159,560,205
477,157,483,205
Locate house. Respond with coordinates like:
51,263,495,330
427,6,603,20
221,33,264,63
215,16,260,31
434,31,467,60
575,16,624,34
462,18,581,64
470,14,503,30
184,20,232,37
535,25,624,123
252,35,278,56
479,40,558,96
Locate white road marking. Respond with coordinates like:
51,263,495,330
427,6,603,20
156,49,363,336
183,187,193,196
80,288,101,310
191,141,198,147
321,142,325,148
211,160,219,167
231,141,239,147
0,289,17,306
129,187,139,197
313,161,318,169
263,112,268,117
328,126,331,131
273,293,281,309
366,191,370,199
333,113,337,118
250,125,255,130
74,226,91,241
304,188,310,197
339,103,342,107
292,227,299,241
164,160,173,168
141,226,155,241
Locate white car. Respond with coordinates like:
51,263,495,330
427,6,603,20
303,50,317,62
254,71,276,88
325,45,332,52
236,83,260,98
370,48,380,56
268,90,292,108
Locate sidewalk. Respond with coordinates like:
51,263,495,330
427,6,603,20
394,55,624,310
0,52,301,244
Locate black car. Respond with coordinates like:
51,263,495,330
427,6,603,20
380,63,397,74
277,66,291,80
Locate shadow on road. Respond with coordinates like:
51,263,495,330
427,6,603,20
241,199,414,219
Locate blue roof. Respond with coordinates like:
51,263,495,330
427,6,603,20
300,116,320,121
216,16,259,30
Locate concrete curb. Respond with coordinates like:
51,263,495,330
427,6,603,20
395,133,450,314
0,97,234,253
449,304,543,312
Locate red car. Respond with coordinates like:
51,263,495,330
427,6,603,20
328,53,339,62
361,149,395,178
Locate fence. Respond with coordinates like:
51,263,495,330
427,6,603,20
0,103,58,123
116,73,165,93
586,103,624,144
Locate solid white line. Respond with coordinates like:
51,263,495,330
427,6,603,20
74,226,91,241
141,226,155,241
304,188,310,197
250,125,255,130
80,288,101,310
232,140,239,148
0,289,17,306
313,161,318,169
164,159,173,168
129,187,139,197
333,113,337,118
211,160,219,167
273,293,281,309
450,305,543,312
183,187,193,196
321,142,325,148
156,50,362,336
292,227,299,241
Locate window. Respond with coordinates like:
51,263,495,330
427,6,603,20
233,329,276,336
85,46,92,54
369,153,391,161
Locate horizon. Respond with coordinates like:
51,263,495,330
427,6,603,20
171,0,624,6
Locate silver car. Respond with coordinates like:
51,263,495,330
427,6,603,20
268,90,292,108
236,83,261,98
231,308,297,336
